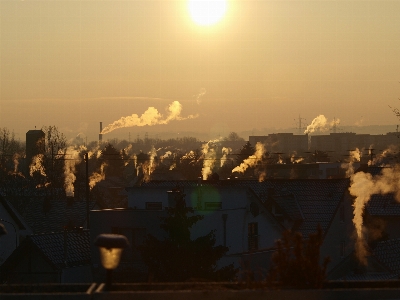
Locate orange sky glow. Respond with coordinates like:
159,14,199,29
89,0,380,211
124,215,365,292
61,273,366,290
1,0,400,141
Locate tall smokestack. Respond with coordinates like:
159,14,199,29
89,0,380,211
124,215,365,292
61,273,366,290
99,122,103,143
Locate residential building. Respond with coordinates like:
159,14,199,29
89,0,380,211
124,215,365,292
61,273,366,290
0,229,92,283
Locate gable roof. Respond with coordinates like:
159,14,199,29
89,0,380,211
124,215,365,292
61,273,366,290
28,230,91,269
7,196,96,234
0,195,27,230
374,238,400,275
366,193,400,216
139,179,349,237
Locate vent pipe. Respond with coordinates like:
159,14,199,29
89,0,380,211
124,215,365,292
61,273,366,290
99,122,103,143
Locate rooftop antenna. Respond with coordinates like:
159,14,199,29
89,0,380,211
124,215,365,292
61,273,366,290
331,117,340,133
294,115,306,135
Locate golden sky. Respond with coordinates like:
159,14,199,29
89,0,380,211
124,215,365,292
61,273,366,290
1,0,400,141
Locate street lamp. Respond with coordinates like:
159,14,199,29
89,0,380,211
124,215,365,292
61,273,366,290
94,234,129,290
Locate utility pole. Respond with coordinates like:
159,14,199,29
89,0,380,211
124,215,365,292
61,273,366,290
85,153,90,229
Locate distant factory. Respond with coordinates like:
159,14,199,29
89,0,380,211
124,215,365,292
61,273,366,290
250,132,400,157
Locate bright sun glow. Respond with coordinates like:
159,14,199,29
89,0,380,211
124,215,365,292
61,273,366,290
188,0,227,26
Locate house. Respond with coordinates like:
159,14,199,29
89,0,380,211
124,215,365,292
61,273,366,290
0,195,32,266
89,178,354,280
0,229,92,283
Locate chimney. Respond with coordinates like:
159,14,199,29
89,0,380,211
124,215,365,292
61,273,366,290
99,122,103,143
66,195,74,207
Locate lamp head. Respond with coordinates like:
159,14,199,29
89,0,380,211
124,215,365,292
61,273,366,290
95,234,129,270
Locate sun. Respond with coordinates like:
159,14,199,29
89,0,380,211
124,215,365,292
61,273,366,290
188,0,227,26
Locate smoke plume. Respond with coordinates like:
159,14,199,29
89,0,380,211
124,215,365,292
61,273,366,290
63,146,81,197
193,88,206,104
89,162,107,190
232,142,265,174
201,139,220,180
220,147,232,167
101,101,198,134
341,148,361,177
304,115,340,134
30,154,46,177
350,166,400,264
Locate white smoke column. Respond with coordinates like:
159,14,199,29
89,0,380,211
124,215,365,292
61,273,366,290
193,88,206,104
30,154,46,177
220,147,232,167
258,170,266,182
304,115,328,134
201,139,220,180
147,147,158,176
232,142,265,174
372,145,398,167
63,146,81,197
89,162,107,190
101,101,198,134
12,153,20,174
350,166,400,264
342,148,361,177
290,152,304,164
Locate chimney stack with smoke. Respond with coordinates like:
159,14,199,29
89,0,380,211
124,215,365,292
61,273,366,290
99,122,103,144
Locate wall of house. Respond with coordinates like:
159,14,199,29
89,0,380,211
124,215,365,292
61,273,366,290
0,204,31,266
321,192,355,273
62,266,93,283
5,246,59,283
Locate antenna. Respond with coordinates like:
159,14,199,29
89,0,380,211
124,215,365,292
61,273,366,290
331,117,340,133
294,115,307,134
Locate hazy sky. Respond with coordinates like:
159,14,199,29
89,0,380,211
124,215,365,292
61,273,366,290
1,0,400,141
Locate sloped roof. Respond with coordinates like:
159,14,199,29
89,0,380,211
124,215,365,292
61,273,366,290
374,239,400,274
270,193,304,221
337,272,397,281
8,197,96,234
29,230,91,269
140,179,349,237
366,193,400,216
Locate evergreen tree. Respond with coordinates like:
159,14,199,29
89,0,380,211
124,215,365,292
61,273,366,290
140,191,237,282
236,141,255,165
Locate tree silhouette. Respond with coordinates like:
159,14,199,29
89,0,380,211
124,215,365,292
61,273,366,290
224,132,244,142
140,190,237,282
267,225,330,289
98,143,124,178
236,141,255,165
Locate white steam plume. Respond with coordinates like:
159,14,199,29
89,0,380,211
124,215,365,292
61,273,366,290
304,115,340,134
232,142,265,174
220,147,232,167
30,154,46,177
341,148,361,177
101,101,198,134
143,147,158,182
63,146,81,197
350,166,400,264
89,162,107,190
193,88,206,104
201,139,220,180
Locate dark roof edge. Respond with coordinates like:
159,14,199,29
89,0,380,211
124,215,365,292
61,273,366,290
0,195,26,230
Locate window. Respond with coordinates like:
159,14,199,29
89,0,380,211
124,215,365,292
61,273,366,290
248,222,259,250
146,202,162,210
204,202,222,211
